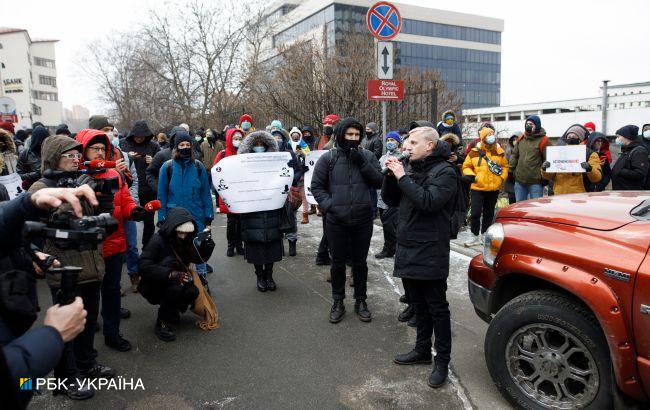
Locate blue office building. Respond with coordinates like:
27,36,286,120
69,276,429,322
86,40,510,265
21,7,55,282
263,1,503,109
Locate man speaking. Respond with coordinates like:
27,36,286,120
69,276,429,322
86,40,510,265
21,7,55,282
382,126,457,388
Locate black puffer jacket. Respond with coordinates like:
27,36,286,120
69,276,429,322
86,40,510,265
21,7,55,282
145,127,181,193
138,207,199,304
120,121,160,197
382,140,457,280
311,117,383,226
361,122,383,160
17,126,49,185
611,139,649,191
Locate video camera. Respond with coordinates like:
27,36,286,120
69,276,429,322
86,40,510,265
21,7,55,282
23,211,118,251
43,169,120,214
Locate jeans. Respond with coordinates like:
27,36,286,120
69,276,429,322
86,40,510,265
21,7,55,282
326,220,373,301
139,192,156,247
469,190,499,235
403,278,451,366
102,254,124,339
285,211,298,241
124,220,139,275
514,182,543,202
51,281,101,376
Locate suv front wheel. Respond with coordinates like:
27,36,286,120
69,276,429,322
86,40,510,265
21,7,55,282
485,290,612,409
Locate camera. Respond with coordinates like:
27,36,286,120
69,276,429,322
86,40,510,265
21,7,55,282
23,211,118,251
43,169,120,213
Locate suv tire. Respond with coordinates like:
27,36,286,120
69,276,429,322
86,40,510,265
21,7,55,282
485,290,612,409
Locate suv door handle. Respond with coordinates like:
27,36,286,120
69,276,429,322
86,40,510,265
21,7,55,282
641,304,650,315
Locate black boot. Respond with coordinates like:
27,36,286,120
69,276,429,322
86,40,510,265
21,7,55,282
53,382,95,400
428,363,449,388
256,268,267,292
79,363,116,379
104,334,131,352
226,244,235,257
265,267,276,291
407,313,418,328
398,304,415,322
393,349,432,365
375,248,393,259
155,320,176,342
236,243,245,255
329,299,345,323
399,294,408,304
288,239,297,257
354,299,372,322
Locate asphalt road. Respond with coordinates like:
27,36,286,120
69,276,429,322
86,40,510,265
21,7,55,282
30,213,511,409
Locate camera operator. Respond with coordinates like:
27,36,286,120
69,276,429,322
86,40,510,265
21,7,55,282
76,129,148,352
0,187,94,408
382,127,457,388
28,135,117,399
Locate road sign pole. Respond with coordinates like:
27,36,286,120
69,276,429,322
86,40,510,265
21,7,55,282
382,101,387,154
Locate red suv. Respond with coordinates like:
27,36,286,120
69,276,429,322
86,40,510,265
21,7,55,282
468,192,650,409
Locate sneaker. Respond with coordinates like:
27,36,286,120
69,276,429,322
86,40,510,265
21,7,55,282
120,308,131,319
354,300,372,322
155,320,176,342
464,234,481,247
428,363,449,388
53,382,95,400
329,300,345,323
105,334,131,352
393,350,433,365
129,274,140,293
79,363,116,379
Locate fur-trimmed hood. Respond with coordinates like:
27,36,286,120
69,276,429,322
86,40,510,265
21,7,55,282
440,133,460,149
0,129,16,154
238,130,279,154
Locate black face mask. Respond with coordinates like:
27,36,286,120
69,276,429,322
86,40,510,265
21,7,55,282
324,127,333,136
207,136,215,143
342,139,360,150
366,131,375,137
178,147,192,158
525,124,534,134
566,138,580,145
303,134,313,142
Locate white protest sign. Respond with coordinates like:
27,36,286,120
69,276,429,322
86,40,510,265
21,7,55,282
0,173,25,199
304,150,327,205
211,152,293,213
546,145,586,173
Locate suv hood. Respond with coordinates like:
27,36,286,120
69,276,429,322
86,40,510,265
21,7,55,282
497,191,650,230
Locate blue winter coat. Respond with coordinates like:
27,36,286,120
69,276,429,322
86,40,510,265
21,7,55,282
157,158,214,230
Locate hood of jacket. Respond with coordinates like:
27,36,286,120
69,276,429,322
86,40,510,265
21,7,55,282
409,120,435,131
30,125,50,153
224,127,245,156
302,125,315,142
238,131,279,154
586,132,610,152
159,207,198,240
41,135,82,171
0,129,16,154
523,126,547,140
76,129,112,160
440,133,460,149
127,120,154,143
334,117,364,149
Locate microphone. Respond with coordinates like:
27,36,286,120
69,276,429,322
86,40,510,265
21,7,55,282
144,200,161,212
381,151,410,175
84,160,117,169
43,169,79,179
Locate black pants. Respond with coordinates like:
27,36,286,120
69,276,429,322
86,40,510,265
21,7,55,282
254,263,274,274
158,282,199,322
326,220,373,301
402,278,451,366
379,207,398,254
316,213,330,262
470,189,499,236
102,254,124,339
226,213,242,247
50,281,100,376
139,191,156,247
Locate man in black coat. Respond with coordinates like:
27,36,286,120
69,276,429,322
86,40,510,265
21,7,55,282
146,126,182,195
311,117,383,324
611,125,649,191
120,120,160,246
382,126,457,389
138,207,200,342
361,122,383,160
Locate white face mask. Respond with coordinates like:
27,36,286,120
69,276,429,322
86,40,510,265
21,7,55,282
232,139,241,148
644,130,650,140
106,131,114,139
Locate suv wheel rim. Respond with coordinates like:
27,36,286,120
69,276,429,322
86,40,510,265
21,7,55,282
505,323,599,409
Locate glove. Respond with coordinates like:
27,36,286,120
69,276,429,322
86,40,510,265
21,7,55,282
169,270,190,283
75,174,93,187
144,200,161,212
349,148,366,167
580,162,592,172
130,206,147,221
461,175,476,184
302,165,310,173
287,159,296,169
542,161,551,170
97,193,114,214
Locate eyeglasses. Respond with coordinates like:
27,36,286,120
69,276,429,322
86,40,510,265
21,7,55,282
61,153,82,160
88,146,107,152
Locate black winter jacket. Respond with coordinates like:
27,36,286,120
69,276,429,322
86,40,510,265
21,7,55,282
240,209,282,243
361,133,383,160
17,150,41,184
382,141,457,280
311,118,383,226
120,134,160,197
146,148,172,194
611,140,649,190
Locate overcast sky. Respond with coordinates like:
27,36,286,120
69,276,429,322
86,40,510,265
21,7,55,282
6,0,650,114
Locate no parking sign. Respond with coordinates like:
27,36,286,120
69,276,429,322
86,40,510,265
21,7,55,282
366,1,402,41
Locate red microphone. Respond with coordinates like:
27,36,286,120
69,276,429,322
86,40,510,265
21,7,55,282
84,160,117,169
144,200,161,212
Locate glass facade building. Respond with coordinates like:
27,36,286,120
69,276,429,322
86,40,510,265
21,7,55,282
271,3,502,108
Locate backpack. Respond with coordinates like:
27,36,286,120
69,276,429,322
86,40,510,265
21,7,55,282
328,147,339,171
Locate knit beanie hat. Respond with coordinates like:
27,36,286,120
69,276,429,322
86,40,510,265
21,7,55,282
385,131,402,144
616,125,639,141
479,127,494,140
176,221,195,233
55,124,71,136
289,126,301,138
271,120,283,130
584,122,596,132
240,114,253,125
174,131,193,148
525,115,542,131
88,115,112,130
564,125,588,141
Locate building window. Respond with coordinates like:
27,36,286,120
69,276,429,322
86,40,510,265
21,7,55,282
39,75,57,87
401,19,501,45
32,104,42,115
273,5,335,48
33,57,56,69
31,90,58,101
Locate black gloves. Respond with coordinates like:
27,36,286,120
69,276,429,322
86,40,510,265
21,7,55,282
349,148,367,167
461,175,476,184
287,159,296,169
542,161,551,170
169,270,191,283
130,206,146,221
580,162,592,172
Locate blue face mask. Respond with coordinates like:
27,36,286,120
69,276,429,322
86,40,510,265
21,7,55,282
386,142,397,152
253,146,266,153
241,121,251,131
485,135,496,145
614,137,625,146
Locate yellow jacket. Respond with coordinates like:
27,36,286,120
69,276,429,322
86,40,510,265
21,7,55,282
541,150,602,195
462,142,509,192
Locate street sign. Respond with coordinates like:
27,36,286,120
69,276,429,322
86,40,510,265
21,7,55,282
366,2,402,41
377,41,394,80
367,80,404,101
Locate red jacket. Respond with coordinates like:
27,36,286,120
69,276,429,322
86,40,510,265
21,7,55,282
213,128,243,214
76,129,138,258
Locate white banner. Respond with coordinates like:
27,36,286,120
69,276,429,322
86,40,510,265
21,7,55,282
211,152,293,213
546,145,586,173
304,150,327,205
0,173,25,199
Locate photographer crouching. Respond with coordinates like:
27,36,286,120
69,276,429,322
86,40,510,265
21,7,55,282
382,126,458,388
0,187,95,408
